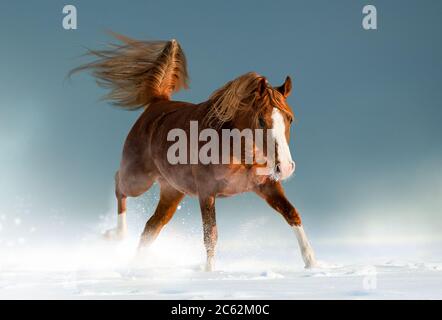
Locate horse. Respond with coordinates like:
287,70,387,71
70,33,317,270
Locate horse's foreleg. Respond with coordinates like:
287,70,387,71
199,195,217,271
255,181,317,268
138,182,184,248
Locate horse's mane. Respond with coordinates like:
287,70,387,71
69,32,189,109
205,72,293,127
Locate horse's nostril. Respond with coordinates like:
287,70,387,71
275,163,281,174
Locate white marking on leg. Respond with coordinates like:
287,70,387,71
271,108,295,179
293,225,317,268
117,212,128,237
104,212,128,240
205,256,215,272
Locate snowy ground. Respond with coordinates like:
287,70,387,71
0,194,441,299
1,234,441,299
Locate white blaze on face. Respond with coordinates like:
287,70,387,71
271,108,295,179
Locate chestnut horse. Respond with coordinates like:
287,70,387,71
71,33,317,270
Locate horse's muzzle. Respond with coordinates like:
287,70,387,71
274,160,295,180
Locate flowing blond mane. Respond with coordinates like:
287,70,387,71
205,72,293,127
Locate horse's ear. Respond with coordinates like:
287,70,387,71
276,76,292,97
256,77,267,97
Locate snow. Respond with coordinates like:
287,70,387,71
0,197,441,299
0,234,441,299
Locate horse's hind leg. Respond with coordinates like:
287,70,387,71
104,171,129,240
104,170,156,240
138,180,184,248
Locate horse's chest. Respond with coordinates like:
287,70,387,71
215,166,264,196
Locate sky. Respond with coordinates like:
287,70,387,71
0,0,441,246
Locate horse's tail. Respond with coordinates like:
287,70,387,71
69,32,189,109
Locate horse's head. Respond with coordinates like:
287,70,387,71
252,76,295,180
207,73,295,181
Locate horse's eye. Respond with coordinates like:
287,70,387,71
258,117,266,128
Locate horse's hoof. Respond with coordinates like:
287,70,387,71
204,258,215,272
103,228,127,241
304,263,318,269
304,258,319,269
